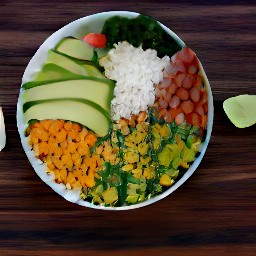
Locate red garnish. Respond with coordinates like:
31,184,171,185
83,33,107,48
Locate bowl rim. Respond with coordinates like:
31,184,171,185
17,11,214,211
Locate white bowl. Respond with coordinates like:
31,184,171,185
17,11,214,210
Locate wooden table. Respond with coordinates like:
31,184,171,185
0,1,255,255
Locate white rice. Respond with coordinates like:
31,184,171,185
99,41,170,121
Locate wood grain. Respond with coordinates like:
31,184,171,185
0,1,255,255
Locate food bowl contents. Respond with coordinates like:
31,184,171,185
20,14,209,207
0,107,6,151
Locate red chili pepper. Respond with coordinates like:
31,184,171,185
83,33,107,48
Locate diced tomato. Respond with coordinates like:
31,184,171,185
200,89,208,104
201,115,208,129
193,74,203,89
83,33,107,48
202,102,208,113
169,107,182,119
195,102,204,116
186,112,201,126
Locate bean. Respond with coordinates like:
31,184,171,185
180,100,194,114
182,74,195,89
176,87,189,100
169,95,180,109
190,87,200,102
175,113,185,125
174,72,186,87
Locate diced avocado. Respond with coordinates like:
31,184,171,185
22,79,114,113
23,98,110,137
101,187,118,204
46,50,105,78
22,74,114,90
54,37,107,61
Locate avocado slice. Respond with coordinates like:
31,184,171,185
33,63,84,82
46,50,105,78
23,98,110,137
22,79,114,113
54,37,107,61
22,73,114,90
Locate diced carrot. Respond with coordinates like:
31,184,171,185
54,147,63,158
186,112,201,126
84,133,97,147
61,153,70,166
195,102,204,116
57,120,64,129
190,87,200,102
72,123,81,132
38,142,49,156
83,33,107,48
64,121,72,131
56,129,67,143
49,120,60,135
200,90,208,104
60,169,67,182
79,127,88,141
68,130,78,140
176,87,189,101
180,100,194,114
203,102,208,113
40,129,49,142
49,142,58,153
158,108,167,120
31,122,41,129
168,107,182,119
66,172,76,186
201,115,208,129
41,120,52,131
193,74,203,89
67,141,77,154
77,141,89,156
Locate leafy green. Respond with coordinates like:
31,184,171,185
102,15,182,58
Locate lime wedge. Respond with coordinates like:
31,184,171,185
223,94,256,128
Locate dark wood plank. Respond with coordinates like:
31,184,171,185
0,1,255,255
